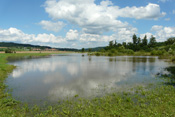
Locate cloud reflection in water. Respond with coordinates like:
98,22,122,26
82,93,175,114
6,55,171,104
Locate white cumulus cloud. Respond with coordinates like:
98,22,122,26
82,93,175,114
35,33,65,43
44,0,165,34
119,3,166,20
151,25,163,32
39,20,65,32
1,25,175,49
140,33,153,40
0,27,34,42
66,29,79,40
151,25,175,41
140,26,175,42
0,26,138,48
114,27,138,42
0,27,66,47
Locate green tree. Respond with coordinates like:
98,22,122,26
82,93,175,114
149,35,156,47
122,42,127,48
109,41,114,47
117,43,122,47
127,42,134,50
132,34,137,45
114,40,117,47
165,37,175,45
81,48,85,53
142,35,148,46
137,37,141,45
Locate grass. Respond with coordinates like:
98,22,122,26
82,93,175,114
21,84,175,116
0,53,175,116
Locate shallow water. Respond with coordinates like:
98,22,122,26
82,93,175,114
5,54,172,105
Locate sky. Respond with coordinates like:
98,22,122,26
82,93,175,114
0,0,175,49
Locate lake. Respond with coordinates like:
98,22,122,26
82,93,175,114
5,54,172,105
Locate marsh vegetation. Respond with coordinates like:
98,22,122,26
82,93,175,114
89,36,175,62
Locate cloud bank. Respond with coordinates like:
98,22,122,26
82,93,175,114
1,25,175,48
39,20,65,32
44,0,165,34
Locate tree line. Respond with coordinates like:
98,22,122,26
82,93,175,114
105,34,175,52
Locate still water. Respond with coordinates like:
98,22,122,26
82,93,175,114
6,54,172,104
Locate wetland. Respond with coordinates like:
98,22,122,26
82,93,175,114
5,54,173,105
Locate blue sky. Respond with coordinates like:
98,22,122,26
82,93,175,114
0,0,175,48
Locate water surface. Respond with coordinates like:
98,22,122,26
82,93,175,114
6,54,172,104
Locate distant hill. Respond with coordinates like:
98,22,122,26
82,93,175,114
85,47,105,51
0,42,80,51
0,42,105,52
57,48,79,51
0,42,51,49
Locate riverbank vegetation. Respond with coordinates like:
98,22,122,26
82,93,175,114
89,35,175,61
0,53,175,116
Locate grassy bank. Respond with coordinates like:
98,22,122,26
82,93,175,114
88,51,175,63
1,53,175,116
88,51,151,56
0,53,52,116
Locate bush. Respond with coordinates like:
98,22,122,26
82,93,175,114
119,49,134,55
100,49,105,52
5,48,13,53
95,52,100,56
151,50,165,56
108,52,113,56
168,48,175,55
126,49,134,55
110,49,116,53
118,46,125,51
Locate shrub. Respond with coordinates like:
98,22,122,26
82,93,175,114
108,52,113,56
126,49,134,55
151,50,165,56
110,49,116,53
118,46,125,51
100,49,105,52
5,48,13,53
168,48,175,55
95,52,100,56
